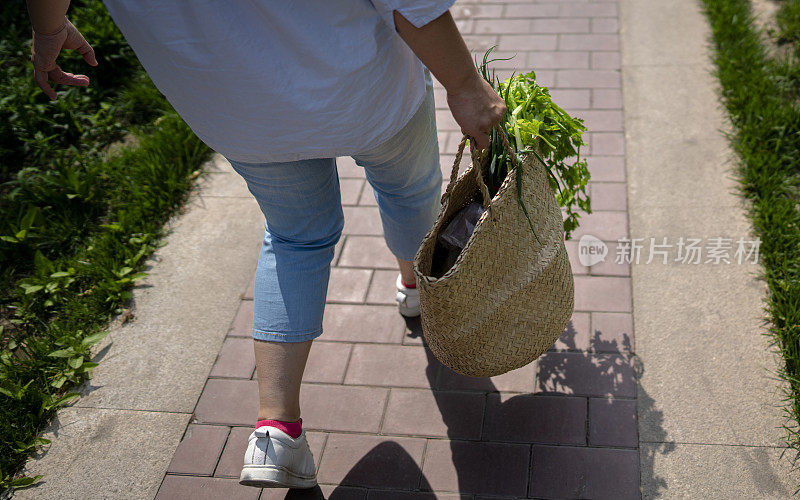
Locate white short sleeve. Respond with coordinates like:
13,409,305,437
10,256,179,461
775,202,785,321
370,0,457,30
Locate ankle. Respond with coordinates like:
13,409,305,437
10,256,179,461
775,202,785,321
258,408,300,422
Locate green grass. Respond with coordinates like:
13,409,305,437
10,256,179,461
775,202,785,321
0,1,210,490
777,0,800,49
701,0,800,467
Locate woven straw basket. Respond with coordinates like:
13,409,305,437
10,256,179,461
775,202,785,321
412,128,575,377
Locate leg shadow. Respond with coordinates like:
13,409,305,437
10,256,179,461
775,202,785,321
290,316,669,498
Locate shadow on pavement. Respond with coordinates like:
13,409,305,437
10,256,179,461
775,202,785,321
272,316,670,498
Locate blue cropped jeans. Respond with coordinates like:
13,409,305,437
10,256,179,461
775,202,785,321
226,72,442,342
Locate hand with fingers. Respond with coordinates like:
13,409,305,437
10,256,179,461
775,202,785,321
446,74,507,150
31,18,97,100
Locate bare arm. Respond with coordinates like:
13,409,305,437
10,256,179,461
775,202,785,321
393,10,506,149
26,0,70,34
25,0,97,101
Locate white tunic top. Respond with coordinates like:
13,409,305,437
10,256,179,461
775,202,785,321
102,1,454,163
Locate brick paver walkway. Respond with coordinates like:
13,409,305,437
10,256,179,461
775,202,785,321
156,1,636,498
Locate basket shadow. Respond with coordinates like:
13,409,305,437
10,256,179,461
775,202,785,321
296,316,670,498
535,323,670,498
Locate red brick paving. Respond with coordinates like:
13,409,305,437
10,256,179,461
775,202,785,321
529,445,639,499
317,434,426,489
340,178,366,206
339,236,398,269
157,476,260,500
588,397,638,448
382,389,486,439
167,425,230,476
210,338,256,379
302,341,352,384
583,155,626,182
422,440,530,496
589,182,628,211
158,1,638,497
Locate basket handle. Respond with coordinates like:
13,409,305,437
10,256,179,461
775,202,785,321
441,124,519,210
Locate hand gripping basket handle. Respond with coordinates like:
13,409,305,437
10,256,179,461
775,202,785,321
440,124,519,210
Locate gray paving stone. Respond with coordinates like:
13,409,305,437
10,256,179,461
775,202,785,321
228,299,254,337
337,156,365,178
527,51,590,70
17,407,189,500
365,269,400,305
214,428,326,478
559,35,620,52
591,312,635,352
586,240,633,277
342,206,383,235
621,0,709,66
621,0,797,492
340,178,365,206
531,18,590,34
586,155,627,182
565,239,590,276
589,181,628,210
560,3,619,17
338,235,397,269
549,88,592,108
568,210,629,242
639,442,795,499
589,132,625,155
503,3,560,18
551,312,591,351
592,17,620,34
498,34,558,51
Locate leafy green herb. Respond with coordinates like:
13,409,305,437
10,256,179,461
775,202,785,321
474,47,592,240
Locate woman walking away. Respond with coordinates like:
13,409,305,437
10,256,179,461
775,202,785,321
26,0,505,489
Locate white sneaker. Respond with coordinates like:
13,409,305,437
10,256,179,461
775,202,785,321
239,426,317,489
396,273,420,317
